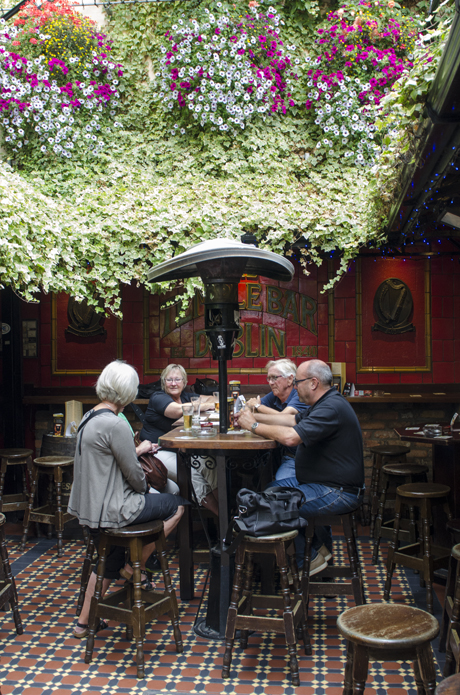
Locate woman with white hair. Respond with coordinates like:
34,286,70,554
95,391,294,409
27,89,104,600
68,360,185,639
139,364,219,516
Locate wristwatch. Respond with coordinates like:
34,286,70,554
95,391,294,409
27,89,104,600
251,422,259,432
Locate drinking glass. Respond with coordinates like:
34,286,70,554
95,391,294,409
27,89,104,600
191,414,201,436
182,403,193,431
213,391,219,412
190,396,200,416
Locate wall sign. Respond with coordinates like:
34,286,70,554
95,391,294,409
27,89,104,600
144,262,329,375
356,258,431,373
22,319,38,358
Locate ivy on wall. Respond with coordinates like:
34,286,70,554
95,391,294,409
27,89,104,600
0,0,452,315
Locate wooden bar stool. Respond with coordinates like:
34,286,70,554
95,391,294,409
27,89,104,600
372,462,428,564
440,543,460,676
368,444,409,535
0,513,23,635
85,519,182,679
337,603,439,695
21,456,75,556
302,510,365,609
384,482,452,614
222,529,310,687
436,674,460,695
447,519,460,545
0,448,33,515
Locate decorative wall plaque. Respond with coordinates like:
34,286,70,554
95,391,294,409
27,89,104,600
372,278,414,334
51,293,122,375
356,258,431,373
65,297,107,338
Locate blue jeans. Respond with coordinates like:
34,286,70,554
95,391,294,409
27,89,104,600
275,455,296,481
267,477,363,568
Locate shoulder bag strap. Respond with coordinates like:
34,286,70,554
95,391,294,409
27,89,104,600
77,408,116,455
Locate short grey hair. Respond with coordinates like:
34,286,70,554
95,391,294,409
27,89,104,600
160,363,188,391
306,360,333,386
96,361,139,407
265,358,297,379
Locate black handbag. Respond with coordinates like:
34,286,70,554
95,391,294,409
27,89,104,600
224,487,308,554
137,380,162,399
192,377,219,395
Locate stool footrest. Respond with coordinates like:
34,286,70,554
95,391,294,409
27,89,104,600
29,506,74,525
231,601,305,635
314,565,355,579
309,581,358,596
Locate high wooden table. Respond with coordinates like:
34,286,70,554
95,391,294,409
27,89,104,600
158,427,276,639
394,426,460,544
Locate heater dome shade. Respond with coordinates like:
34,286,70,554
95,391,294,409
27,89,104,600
147,239,295,283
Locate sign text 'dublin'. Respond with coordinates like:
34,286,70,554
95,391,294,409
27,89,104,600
161,282,318,360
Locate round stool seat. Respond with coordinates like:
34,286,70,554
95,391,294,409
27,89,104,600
396,482,451,499
337,603,439,648
243,529,299,543
103,519,164,538
452,543,460,562
382,463,429,477
436,673,460,695
0,448,33,460
33,456,74,468
369,445,409,457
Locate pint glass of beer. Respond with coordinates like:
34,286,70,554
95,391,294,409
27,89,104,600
182,403,193,431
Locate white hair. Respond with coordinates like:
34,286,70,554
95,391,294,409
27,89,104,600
95,361,139,407
160,363,188,391
265,358,297,379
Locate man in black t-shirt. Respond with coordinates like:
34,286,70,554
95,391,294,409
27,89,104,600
238,359,364,575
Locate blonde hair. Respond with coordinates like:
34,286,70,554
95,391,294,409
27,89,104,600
160,363,188,391
95,361,139,407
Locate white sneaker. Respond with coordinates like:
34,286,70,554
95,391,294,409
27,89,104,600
309,553,328,576
318,544,332,562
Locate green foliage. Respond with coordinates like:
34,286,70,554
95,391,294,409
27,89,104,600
0,0,451,314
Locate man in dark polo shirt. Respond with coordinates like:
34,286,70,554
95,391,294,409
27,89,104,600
238,359,364,574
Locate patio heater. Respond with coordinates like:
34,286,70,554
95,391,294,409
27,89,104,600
147,238,294,431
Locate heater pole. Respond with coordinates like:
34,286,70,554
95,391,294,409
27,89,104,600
218,358,228,434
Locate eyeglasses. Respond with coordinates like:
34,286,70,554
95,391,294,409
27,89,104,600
294,377,315,387
266,375,284,383
165,378,183,384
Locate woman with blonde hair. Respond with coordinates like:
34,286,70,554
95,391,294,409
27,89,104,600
140,364,219,516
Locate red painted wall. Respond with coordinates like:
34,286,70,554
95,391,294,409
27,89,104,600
8,255,460,389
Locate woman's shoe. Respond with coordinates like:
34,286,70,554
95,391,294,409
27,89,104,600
72,618,109,639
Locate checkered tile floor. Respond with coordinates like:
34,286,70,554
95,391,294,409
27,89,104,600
0,531,445,695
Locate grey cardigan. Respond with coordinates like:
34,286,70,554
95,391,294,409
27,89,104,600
68,410,147,529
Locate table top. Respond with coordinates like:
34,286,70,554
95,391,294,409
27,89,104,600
159,427,277,451
394,425,460,447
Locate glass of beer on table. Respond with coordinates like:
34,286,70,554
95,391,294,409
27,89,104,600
213,391,219,412
182,403,193,431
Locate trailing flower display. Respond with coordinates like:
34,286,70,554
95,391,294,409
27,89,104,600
0,0,124,160
305,0,425,165
156,2,297,132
